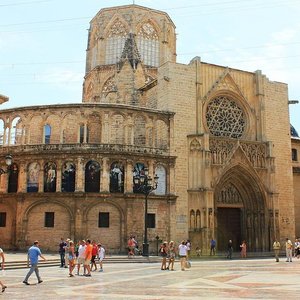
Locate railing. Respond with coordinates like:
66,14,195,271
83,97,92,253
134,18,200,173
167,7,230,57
0,143,170,156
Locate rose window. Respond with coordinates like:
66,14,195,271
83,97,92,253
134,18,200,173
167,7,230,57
206,96,246,138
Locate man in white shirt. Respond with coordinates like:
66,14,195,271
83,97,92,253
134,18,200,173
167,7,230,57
76,240,86,275
98,244,105,272
178,241,188,271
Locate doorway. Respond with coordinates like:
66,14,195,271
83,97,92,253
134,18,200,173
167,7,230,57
217,208,241,252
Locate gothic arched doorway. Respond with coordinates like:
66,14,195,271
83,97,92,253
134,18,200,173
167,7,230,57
214,165,269,252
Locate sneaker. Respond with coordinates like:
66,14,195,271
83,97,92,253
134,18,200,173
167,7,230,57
99,269,103,272
84,274,91,277
23,281,30,285
38,280,43,284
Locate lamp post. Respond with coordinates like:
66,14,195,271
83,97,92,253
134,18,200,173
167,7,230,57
0,154,13,175
134,167,159,257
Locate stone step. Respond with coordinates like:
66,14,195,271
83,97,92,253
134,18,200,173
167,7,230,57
4,256,161,270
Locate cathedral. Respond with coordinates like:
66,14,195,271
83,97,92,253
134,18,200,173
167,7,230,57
0,4,298,253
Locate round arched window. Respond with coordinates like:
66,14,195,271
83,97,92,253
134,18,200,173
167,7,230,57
206,96,246,138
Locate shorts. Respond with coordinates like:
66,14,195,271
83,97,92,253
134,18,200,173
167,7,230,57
77,257,85,265
91,255,96,263
84,259,91,266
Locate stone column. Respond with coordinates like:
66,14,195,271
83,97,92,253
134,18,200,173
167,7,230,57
56,160,62,192
101,158,109,192
125,160,133,193
76,157,84,192
38,160,44,192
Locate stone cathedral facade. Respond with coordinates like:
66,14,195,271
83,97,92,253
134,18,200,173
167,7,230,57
0,4,297,253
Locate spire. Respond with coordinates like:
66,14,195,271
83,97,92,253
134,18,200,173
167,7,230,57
119,33,141,70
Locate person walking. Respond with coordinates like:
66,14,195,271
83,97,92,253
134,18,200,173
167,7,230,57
167,241,176,271
0,247,7,293
159,242,168,270
240,240,247,258
76,240,86,276
285,238,293,262
178,240,188,271
210,238,216,256
68,241,76,277
97,243,105,272
23,240,46,285
58,237,67,268
84,239,93,277
273,238,281,262
227,240,233,259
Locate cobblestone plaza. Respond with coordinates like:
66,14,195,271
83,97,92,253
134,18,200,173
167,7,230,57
2,253,300,299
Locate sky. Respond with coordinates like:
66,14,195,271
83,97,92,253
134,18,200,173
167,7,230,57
0,0,300,132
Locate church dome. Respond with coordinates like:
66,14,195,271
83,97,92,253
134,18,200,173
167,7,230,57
291,124,299,137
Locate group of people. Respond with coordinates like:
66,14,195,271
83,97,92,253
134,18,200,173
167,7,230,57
127,235,141,257
273,237,300,262
159,240,191,271
209,238,247,259
58,238,105,277
21,238,106,286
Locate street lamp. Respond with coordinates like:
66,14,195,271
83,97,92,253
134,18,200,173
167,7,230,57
0,154,13,175
134,167,159,257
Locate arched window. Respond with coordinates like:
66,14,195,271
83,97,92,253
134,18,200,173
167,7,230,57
0,119,4,145
10,117,22,145
134,116,146,146
190,210,195,230
196,210,201,229
27,162,40,192
154,165,166,195
110,114,125,144
62,162,76,192
44,162,56,192
79,124,85,143
156,120,168,149
110,162,124,193
105,19,128,64
85,160,100,192
44,124,51,144
8,163,19,193
133,162,145,194
137,22,159,67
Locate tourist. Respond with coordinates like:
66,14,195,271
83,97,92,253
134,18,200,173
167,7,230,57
167,241,176,271
68,241,76,277
98,243,105,272
84,239,93,276
227,240,233,259
64,238,70,268
240,240,247,258
186,240,191,259
0,247,7,293
23,240,46,285
210,238,216,256
178,240,188,271
285,238,293,262
90,240,98,271
273,238,281,262
76,240,86,276
127,236,135,257
159,242,168,270
294,238,300,258
58,237,67,268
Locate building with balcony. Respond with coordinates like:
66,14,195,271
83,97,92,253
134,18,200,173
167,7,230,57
0,4,297,253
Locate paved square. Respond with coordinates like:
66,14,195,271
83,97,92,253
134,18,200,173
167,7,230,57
2,257,300,299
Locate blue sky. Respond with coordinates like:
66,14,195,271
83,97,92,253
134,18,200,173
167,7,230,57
1,0,300,132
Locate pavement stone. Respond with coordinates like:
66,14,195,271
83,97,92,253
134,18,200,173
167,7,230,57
1,254,300,299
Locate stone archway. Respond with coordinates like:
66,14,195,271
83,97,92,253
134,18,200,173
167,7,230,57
214,165,269,252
